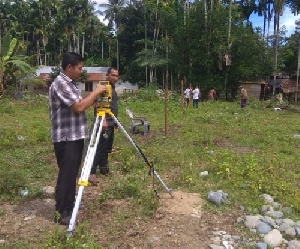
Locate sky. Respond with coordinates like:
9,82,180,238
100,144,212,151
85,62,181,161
93,0,299,37
249,8,299,37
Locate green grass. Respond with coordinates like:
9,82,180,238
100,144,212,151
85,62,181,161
1,91,300,247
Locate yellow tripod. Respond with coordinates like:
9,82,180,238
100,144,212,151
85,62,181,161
67,82,172,237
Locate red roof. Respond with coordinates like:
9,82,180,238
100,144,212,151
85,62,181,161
87,73,106,81
39,73,51,80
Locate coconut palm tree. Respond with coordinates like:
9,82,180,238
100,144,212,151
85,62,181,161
99,0,126,69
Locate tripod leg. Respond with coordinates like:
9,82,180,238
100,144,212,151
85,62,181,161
113,116,173,197
67,116,105,237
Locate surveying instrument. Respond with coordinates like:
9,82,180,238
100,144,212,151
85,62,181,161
67,81,173,237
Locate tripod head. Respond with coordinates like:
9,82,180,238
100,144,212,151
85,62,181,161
96,81,112,111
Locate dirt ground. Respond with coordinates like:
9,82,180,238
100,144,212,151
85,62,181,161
0,185,246,249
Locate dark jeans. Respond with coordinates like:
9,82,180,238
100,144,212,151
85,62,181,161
91,126,114,175
193,99,199,108
241,99,247,108
53,139,84,218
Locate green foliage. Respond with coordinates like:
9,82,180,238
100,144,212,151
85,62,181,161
0,32,33,95
0,0,288,97
45,222,102,248
0,96,54,202
49,66,61,82
2,94,300,246
105,175,142,199
135,191,159,216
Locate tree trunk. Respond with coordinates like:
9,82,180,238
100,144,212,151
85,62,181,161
224,0,232,99
37,39,41,66
42,36,47,65
101,40,104,59
82,33,85,57
273,11,280,96
295,41,300,103
117,38,119,70
0,71,4,96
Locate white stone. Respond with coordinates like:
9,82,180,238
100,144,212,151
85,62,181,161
209,245,224,249
263,229,283,248
42,186,55,195
261,216,276,227
282,218,295,226
199,171,209,176
24,214,36,221
260,194,274,205
287,240,300,249
285,227,296,236
245,215,261,229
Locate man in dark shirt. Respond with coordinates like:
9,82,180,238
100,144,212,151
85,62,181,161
49,52,106,225
89,67,119,185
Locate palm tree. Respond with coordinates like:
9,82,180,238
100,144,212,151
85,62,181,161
272,0,285,93
99,0,126,69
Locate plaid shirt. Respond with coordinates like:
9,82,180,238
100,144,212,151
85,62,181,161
49,72,88,143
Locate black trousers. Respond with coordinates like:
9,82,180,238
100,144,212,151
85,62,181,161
53,139,84,218
90,126,114,175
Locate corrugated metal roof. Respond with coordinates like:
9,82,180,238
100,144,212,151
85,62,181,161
35,66,110,76
238,80,266,84
280,79,299,93
84,67,109,73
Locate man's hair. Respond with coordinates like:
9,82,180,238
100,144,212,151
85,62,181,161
61,52,83,70
107,67,118,74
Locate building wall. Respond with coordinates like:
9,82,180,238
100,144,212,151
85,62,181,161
240,83,262,99
78,80,138,95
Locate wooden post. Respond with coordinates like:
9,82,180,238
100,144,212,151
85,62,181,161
189,83,192,108
181,80,184,113
164,82,168,135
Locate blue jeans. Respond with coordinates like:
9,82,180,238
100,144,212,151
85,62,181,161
193,99,199,108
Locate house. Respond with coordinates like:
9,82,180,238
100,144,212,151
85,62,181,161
36,66,109,91
278,78,300,102
238,80,266,99
115,81,138,95
80,67,109,91
35,66,138,95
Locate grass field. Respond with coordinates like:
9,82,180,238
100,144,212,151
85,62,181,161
1,91,300,247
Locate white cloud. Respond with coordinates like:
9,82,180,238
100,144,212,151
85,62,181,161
250,8,299,37
281,11,299,34
93,0,109,25
93,0,109,4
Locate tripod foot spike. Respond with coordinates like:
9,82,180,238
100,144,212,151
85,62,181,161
66,231,73,239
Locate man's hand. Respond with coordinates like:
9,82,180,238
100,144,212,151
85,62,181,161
95,84,107,95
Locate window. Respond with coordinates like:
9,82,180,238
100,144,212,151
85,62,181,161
85,82,93,92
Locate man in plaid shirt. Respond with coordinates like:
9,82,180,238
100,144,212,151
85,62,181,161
49,52,106,225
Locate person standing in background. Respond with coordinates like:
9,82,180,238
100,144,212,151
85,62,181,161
192,86,200,108
184,86,192,108
208,87,217,101
88,67,119,185
240,86,247,108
